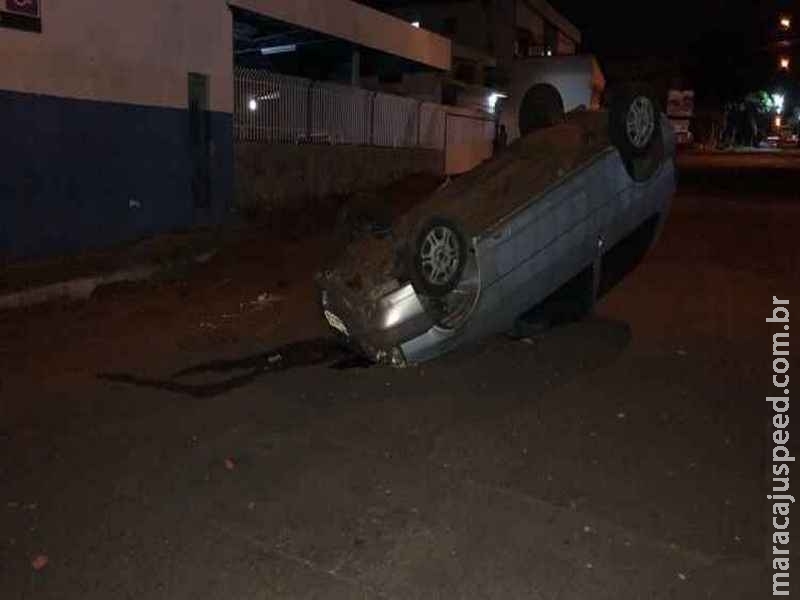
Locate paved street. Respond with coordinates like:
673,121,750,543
1,153,796,598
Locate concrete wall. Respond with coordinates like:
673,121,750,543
444,107,496,175
517,3,545,44
0,0,234,258
557,31,577,56
523,0,581,46
235,144,443,220
1,0,233,112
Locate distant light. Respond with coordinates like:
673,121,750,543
772,93,785,114
488,92,508,112
249,93,280,110
411,21,421,28
780,16,792,30
259,44,297,56
546,49,553,57
776,116,783,128
780,56,790,70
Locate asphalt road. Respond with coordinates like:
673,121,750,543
1,152,797,598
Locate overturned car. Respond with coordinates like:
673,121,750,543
317,84,676,366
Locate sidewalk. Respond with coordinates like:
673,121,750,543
0,173,444,311
0,225,343,426
679,145,800,157
0,173,445,427
0,229,227,310
677,148,800,171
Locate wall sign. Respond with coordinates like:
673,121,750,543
1,0,41,32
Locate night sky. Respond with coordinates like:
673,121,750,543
553,0,798,103
552,0,760,59
365,0,799,104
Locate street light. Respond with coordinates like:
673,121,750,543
259,44,297,56
772,93,785,114
780,56,790,70
780,15,791,30
487,91,508,113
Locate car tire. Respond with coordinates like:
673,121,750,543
609,84,663,181
409,217,468,299
519,84,565,136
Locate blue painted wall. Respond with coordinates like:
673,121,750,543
0,89,233,259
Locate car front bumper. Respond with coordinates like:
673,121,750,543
318,276,435,365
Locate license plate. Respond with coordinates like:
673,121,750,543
324,310,350,337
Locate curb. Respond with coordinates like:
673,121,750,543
0,251,217,311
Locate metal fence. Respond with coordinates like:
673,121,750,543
234,68,486,155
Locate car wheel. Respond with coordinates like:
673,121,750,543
609,84,663,181
409,217,468,298
519,84,565,136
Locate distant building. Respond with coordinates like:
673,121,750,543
361,0,582,113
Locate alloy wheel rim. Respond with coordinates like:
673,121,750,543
626,96,656,149
420,226,461,286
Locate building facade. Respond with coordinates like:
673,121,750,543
1,0,235,259
357,0,581,115
381,0,581,86
0,0,451,259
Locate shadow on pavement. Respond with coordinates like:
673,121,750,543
98,338,362,398
98,317,633,400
